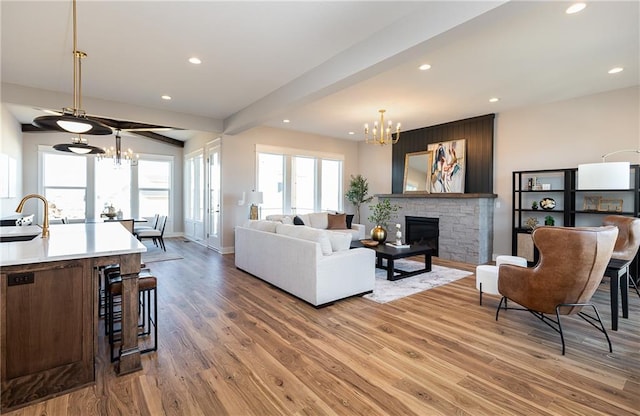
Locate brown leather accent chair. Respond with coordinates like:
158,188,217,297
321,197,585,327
602,215,640,298
497,225,618,355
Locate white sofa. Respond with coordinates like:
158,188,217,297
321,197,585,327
265,212,365,241
235,221,375,307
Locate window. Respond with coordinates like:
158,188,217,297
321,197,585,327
138,159,171,217
257,153,284,218
95,158,131,218
321,159,342,212
42,152,87,220
38,147,173,223
256,145,343,218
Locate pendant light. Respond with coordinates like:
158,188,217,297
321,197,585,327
34,0,112,137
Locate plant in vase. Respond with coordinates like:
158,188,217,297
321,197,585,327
368,198,400,242
345,174,373,224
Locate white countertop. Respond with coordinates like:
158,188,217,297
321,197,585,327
0,222,146,267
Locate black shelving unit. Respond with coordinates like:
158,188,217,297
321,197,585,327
512,165,640,266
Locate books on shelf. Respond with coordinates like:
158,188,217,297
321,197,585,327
386,242,410,249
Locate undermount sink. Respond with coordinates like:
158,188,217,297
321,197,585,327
0,226,41,243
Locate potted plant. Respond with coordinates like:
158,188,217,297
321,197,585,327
368,198,400,242
531,201,538,210
345,174,373,224
544,215,555,226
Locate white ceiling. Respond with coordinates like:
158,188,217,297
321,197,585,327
2,1,638,142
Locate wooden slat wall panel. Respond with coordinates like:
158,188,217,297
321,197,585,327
392,114,494,194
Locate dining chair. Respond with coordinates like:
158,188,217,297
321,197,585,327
135,215,167,251
133,214,159,235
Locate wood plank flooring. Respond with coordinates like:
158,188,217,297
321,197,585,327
5,238,639,415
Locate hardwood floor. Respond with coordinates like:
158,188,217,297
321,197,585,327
5,238,639,415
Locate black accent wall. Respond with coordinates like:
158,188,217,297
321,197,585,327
391,114,495,194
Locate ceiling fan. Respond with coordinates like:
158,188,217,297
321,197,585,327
23,113,184,147
24,0,183,148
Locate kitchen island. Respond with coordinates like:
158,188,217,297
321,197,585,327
0,222,146,411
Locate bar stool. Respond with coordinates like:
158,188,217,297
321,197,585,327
105,268,158,362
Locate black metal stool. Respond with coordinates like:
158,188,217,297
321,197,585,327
105,268,157,362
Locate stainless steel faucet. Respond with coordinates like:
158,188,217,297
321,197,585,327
16,194,49,238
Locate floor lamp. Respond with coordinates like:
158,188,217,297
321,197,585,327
577,150,639,190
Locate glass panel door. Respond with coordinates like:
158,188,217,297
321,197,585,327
206,145,221,249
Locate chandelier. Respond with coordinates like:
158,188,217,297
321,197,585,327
98,130,138,166
34,0,111,138
364,109,401,145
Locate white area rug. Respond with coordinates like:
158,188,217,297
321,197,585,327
364,259,472,303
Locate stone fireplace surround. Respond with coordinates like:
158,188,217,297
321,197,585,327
378,193,496,264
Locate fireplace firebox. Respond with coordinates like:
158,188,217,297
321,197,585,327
405,216,439,257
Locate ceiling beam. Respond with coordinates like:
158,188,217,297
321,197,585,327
21,124,185,148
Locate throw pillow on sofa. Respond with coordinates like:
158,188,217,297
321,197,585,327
247,220,279,233
327,231,352,252
293,215,305,225
307,212,329,229
275,223,333,256
327,213,347,230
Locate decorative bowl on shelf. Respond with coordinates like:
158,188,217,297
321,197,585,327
540,198,556,210
360,239,379,247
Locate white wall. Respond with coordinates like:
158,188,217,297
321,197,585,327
357,140,392,232
493,86,640,257
0,104,23,216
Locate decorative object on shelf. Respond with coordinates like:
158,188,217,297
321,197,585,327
597,198,623,212
545,215,555,226
395,223,403,245
428,139,466,193
370,226,387,243
531,201,538,210
540,198,556,210
35,0,112,139
345,174,373,223
541,184,551,190
525,217,539,230
364,109,401,145
97,129,138,166
577,149,640,190
583,195,601,211
360,239,379,247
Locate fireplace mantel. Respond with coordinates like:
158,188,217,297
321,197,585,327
376,193,497,199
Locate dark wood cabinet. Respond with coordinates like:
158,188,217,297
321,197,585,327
1,259,95,410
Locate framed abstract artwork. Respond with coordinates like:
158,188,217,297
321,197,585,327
427,139,466,193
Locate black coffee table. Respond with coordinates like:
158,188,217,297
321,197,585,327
352,241,433,281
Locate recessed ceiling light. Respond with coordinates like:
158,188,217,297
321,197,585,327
608,67,624,74
348,131,355,135
282,119,290,123
419,64,431,71
189,57,202,65
161,95,172,100
566,3,586,14
489,97,499,103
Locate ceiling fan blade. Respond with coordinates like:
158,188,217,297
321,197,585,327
89,115,181,132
